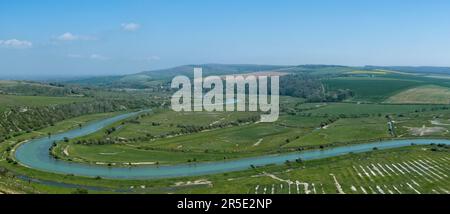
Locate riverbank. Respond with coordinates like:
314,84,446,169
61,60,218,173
3,144,449,194
14,113,450,179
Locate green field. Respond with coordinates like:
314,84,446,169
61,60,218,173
50,102,450,166
0,94,91,112
186,145,450,194
283,117,390,148
2,144,449,194
324,77,424,102
301,103,435,116
0,112,121,150
385,85,450,104
1,67,450,194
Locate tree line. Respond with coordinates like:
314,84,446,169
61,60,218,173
0,98,161,142
279,74,353,102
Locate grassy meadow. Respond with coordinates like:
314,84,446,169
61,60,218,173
1,67,450,194
0,94,91,112
50,101,450,166
385,85,450,104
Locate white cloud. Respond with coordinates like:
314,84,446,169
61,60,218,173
57,32,96,41
67,54,83,58
0,39,33,49
89,54,108,60
145,56,161,61
134,56,161,62
121,23,140,31
66,53,108,60
57,32,78,41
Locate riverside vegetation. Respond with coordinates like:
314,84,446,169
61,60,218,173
1,64,449,194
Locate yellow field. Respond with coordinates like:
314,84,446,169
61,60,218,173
385,85,450,104
346,70,388,75
346,69,420,76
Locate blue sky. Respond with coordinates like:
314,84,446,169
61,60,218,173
1,0,450,77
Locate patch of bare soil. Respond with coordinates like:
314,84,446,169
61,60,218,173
174,179,212,187
406,125,448,136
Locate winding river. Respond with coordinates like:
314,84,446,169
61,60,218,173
14,111,450,180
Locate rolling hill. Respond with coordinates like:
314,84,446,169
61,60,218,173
385,85,450,104
65,64,354,88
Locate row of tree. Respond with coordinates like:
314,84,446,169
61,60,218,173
71,115,260,146
279,74,353,102
0,98,161,142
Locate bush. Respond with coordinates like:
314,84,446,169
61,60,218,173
72,188,89,194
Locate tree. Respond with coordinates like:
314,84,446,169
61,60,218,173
72,188,88,194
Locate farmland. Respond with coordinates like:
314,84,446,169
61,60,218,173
2,144,448,194
385,85,450,104
0,94,91,112
323,77,424,102
185,145,450,194
1,65,450,194
49,100,450,167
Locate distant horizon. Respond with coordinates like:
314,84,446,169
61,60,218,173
2,63,450,81
2,0,450,77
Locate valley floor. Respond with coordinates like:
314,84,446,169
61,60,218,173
1,144,448,194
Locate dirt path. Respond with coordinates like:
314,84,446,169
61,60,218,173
431,120,450,126
405,125,447,136
253,138,263,147
330,173,345,194
63,146,70,156
259,172,294,185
